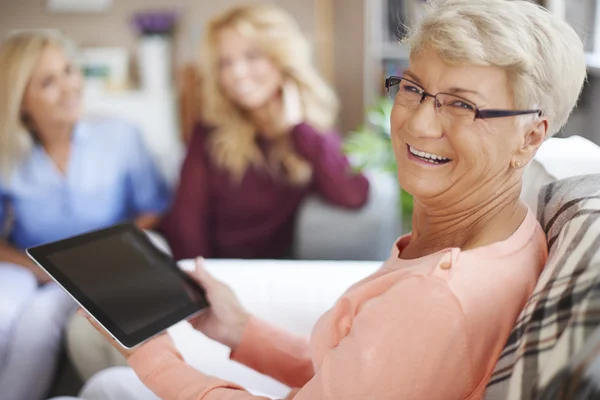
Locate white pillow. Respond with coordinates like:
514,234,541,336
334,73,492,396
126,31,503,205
521,135,600,214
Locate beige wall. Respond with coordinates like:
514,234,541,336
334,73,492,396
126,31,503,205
333,0,365,133
0,0,365,132
0,0,316,63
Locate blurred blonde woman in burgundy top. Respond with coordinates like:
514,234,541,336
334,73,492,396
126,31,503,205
159,4,369,260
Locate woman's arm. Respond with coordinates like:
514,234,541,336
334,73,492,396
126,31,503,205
125,276,475,400
0,194,49,282
0,240,50,283
159,127,213,260
291,123,369,209
228,317,314,388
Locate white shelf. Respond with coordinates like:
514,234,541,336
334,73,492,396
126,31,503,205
83,87,184,186
378,42,410,60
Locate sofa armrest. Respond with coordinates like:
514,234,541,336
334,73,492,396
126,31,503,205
293,170,400,261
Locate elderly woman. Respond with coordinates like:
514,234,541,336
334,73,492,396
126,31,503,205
58,0,585,399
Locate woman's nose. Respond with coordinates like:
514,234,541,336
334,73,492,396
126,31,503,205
405,97,443,139
230,60,249,79
62,72,80,92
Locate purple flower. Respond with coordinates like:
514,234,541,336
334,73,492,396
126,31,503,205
131,11,179,36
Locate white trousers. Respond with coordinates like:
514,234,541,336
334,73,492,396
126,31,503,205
53,367,159,400
0,263,76,400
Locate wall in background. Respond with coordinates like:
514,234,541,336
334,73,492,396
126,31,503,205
0,0,367,134
0,0,316,64
333,0,365,134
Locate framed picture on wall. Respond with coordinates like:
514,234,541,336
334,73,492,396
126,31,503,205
47,0,112,13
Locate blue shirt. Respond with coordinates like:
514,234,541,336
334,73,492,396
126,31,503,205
0,119,170,250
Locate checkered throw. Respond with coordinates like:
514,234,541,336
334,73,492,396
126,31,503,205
485,174,600,400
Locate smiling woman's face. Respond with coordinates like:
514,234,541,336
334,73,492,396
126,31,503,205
390,49,529,206
21,45,83,132
217,27,283,111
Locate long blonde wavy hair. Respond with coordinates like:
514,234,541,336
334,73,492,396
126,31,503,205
199,3,339,185
0,30,74,180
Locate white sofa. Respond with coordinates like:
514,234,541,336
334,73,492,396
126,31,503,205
164,135,600,399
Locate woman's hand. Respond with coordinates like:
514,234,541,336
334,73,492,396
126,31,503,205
33,267,53,285
280,80,303,133
187,257,250,350
134,213,162,230
25,259,52,284
261,81,304,139
0,240,53,284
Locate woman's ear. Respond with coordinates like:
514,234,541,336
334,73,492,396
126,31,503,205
20,94,31,120
20,108,29,123
518,117,548,161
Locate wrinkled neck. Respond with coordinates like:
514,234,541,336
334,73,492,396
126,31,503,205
401,179,526,259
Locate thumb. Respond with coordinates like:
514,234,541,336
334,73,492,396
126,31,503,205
188,257,215,289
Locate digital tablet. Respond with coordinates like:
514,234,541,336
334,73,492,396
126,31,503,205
26,223,209,349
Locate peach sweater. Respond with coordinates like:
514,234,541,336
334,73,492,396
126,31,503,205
129,208,547,400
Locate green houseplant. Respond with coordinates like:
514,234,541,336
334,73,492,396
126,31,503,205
343,97,413,232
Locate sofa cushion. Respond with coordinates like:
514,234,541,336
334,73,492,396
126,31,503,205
486,174,600,400
294,170,399,261
521,136,600,214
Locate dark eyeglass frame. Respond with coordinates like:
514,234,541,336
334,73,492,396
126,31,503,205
385,76,542,120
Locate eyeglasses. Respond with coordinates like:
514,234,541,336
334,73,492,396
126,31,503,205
385,76,542,124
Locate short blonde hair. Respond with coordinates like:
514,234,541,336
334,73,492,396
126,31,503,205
404,0,587,137
0,29,74,179
200,3,339,185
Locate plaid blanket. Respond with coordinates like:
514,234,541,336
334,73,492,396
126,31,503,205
485,174,600,399
535,324,600,399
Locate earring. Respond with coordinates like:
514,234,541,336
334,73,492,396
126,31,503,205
512,160,522,169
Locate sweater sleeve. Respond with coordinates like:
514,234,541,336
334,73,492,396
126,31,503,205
291,123,369,209
128,276,476,400
229,317,314,388
159,125,212,260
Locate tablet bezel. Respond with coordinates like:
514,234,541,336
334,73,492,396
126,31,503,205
26,223,209,349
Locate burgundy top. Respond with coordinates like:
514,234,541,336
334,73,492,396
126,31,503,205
159,123,369,260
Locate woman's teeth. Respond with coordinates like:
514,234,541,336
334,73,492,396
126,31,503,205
409,145,451,164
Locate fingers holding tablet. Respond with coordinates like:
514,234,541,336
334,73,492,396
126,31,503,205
186,258,250,350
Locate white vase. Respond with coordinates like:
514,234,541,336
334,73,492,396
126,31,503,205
138,35,172,92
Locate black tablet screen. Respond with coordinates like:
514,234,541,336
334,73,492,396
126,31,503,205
47,230,200,335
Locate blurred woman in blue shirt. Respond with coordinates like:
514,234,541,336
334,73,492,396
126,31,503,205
0,31,169,400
